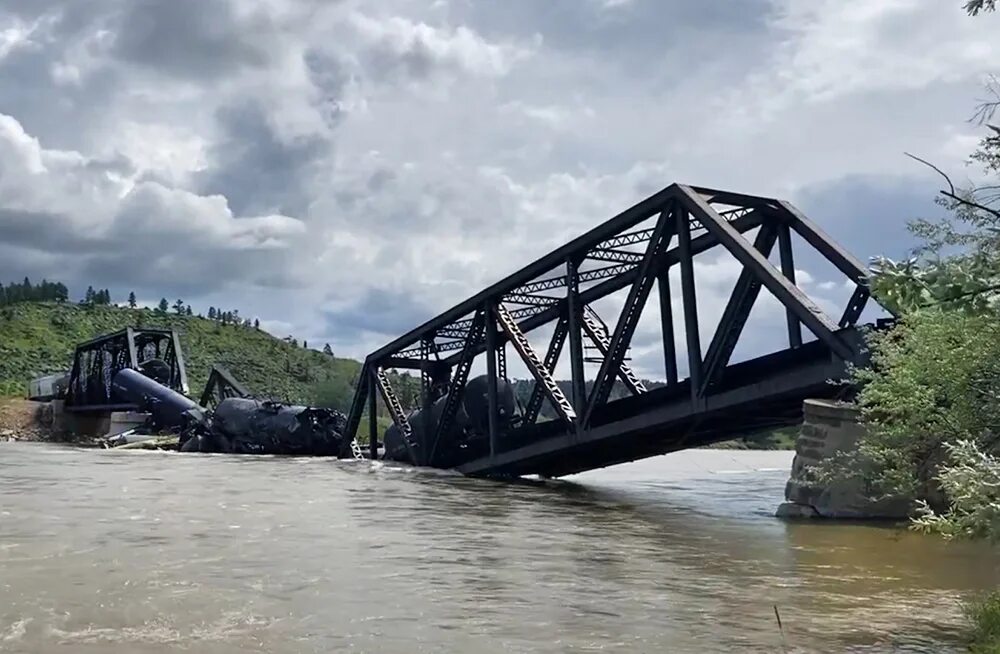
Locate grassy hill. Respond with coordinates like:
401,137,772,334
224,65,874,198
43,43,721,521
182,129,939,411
0,302,366,407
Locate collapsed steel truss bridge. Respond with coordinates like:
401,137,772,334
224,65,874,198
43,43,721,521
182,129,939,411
344,183,887,477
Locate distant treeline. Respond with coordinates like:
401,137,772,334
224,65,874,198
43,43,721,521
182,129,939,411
0,278,70,306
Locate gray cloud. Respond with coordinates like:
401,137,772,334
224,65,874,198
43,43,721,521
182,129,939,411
0,0,996,367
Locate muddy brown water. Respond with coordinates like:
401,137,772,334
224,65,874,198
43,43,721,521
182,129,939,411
1,442,998,653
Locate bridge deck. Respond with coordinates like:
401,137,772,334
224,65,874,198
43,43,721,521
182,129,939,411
456,336,850,477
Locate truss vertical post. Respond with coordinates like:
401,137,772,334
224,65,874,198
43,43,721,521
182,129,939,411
657,268,678,385
368,368,378,459
566,257,587,420
419,338,435,467
777,222,803,348
584,206,674,426
676,202,702,400
125,327,139,369
485,303,500,458
169,329,189,394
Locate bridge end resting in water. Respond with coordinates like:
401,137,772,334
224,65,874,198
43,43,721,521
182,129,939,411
344,183,892,478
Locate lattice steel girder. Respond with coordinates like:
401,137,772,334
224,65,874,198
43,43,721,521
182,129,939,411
440,208,766,368
523,315,569,425
598,228,655,250
699,223,780,396
585,207,675,425
580,306,647,396
505,293,561,307
587,248,646,264
429,311,485,465
675,185,853,361
496,304,576,425
374,367,419,465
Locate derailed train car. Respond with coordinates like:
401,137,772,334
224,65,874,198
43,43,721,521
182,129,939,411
111,366,354,457
383,374,522,467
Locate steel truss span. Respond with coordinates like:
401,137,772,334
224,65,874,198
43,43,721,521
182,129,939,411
345,183,891,477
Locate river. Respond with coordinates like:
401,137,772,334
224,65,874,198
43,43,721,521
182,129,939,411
1,443,997,653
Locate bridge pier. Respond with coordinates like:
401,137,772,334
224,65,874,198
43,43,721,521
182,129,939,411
776,399,910,520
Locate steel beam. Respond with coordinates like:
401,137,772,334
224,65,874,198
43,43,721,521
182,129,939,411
566,258,587,420
657,269,678,385
440,210,766,368
429,310,485,465
368,369,378,459
580,306,646,396
700,224,779,396
125,327,139,369
374,368,418,465
588,248,646,264
777,222,803,348
496,304,576,425
777,200,869,286
523,316,568,425
169,329,190,394
585,206,673,425
676,185,853,361
485,305,500,457
677,202,703,400
840,285,871,328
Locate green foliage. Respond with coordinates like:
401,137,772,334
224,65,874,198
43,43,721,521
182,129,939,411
836,310,1000,502
966,589,1000,653
312,375,355,412
911,440,1000,540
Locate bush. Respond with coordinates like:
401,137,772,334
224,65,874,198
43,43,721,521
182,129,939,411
966,589,1000,653
911,440,1000,540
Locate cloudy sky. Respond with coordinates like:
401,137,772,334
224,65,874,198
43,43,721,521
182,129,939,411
0,0,997,378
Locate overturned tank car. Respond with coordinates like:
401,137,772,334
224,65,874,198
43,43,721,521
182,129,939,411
111,365,356,458
383,374,522,467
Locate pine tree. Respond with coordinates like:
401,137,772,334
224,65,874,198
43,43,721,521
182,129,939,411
128,291,137,308
208,307,216,320
54,283,68,302
186,305,193,316
254,318,260,330
157,298,169,313
303,340,308,349
84,286,95,304
323,343,333,356
172,298,185,315
0,283,6,307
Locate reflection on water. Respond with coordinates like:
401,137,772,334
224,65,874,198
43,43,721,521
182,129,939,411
1,443,997,653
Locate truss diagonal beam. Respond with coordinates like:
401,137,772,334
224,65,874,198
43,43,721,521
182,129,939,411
700,223,779,396
839,285,870,327
585,207,674,426
496,304,576,425
429,311,485,465
523,316,568,425
581,306,646,396
776,200,870,287
675,185,853,361
374,368,419,465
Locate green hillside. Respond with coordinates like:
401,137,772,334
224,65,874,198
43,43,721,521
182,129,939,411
0,301,366,407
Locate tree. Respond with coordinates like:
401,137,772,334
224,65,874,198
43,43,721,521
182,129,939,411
312,376,354,412
84,286,95,304
208,307,216,320
254,318,260,330
303,340,308,349
128,291,137,308
157,298,169,314
966,0,996,16
186,305,193,316
323,343,333,356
